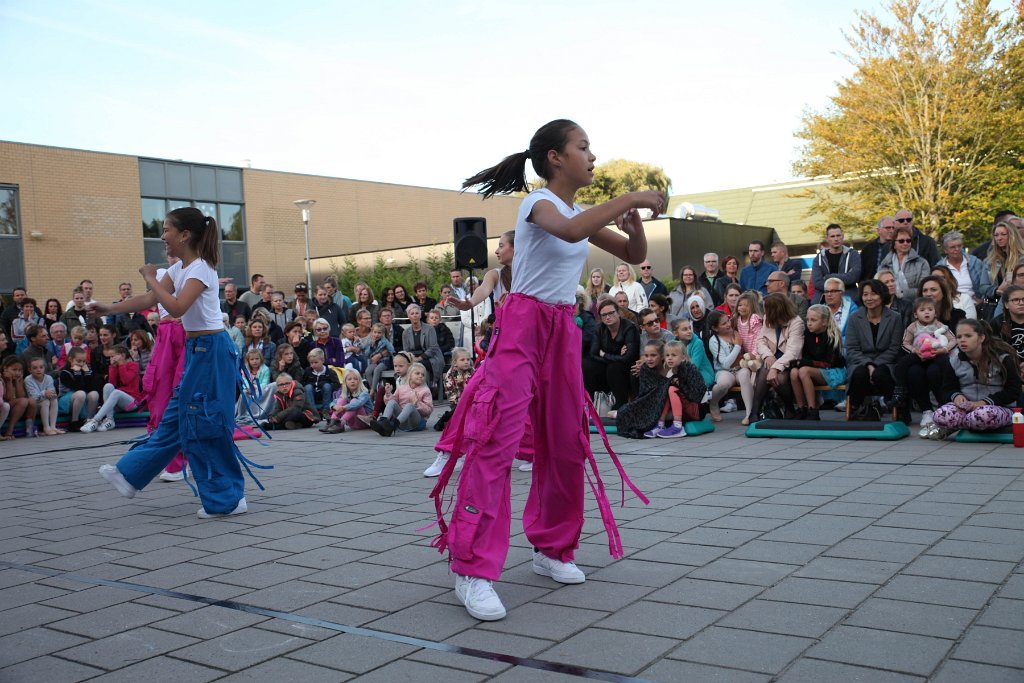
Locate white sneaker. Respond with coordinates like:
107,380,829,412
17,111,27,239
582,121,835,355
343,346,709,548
721,398,738,413
197,498,248,519
97,417,116,432
454,574,505,621
81,419,99,433
834,400,846,411
423,452,449,477
518,462,533,472
532,550,586,584
920,409,934,426
159,470,184,482
99,464,137,499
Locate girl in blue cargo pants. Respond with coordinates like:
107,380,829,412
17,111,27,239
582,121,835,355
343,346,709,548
92,207,262,518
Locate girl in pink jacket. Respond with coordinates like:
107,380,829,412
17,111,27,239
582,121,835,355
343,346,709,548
368,362,433,436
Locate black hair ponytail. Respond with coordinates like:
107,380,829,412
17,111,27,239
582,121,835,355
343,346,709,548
167,207,220,267
462,119,579,199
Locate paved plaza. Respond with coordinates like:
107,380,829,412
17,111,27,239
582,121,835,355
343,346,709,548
1,412,1022,682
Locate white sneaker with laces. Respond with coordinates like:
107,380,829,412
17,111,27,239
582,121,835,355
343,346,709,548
159,469,184,482
423,452,449,477
81,419,99,433
721,398,738,413
99,464,137,499
532,550,586,584
197,498,248,519
454,574,506,621
97,417,116,432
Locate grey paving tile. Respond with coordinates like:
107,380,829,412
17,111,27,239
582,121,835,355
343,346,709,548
978,598,1024,631
932,660,1024,683
288,633,420,674
480,602,607,641
630,541,730,565
0,582,68,611
0,602,78,636
76,655,224,683
48,602,177,638
793,556,904,584
597,600,724,639
209,561,319,589
365,601,477,641
777,659,925,682
535,580,652,611
759,514,872,544
0,626,89,667
824,538,927,563
928,539,1024,562
191,547,290,569
761,577,876,608
408,629,551,676
718,599,847,637
56,626,197,670
646,577,763,610
540,627,677,675
687,558,796,586
726,540,827,565
877,575,997,609
150,605,270,639
999,573,1024,599
331,578,446,612
952,625,1024,669
640,659,772,683
172,626,313,671
807,625,953,675
233,580,347,612
903,555,1016,584
350,659,486,683
845,597,976,639
587,558,694,587
40,585,136,613
671,526,764,548
214,657,355,682
0,654,103,682
669,626,814,674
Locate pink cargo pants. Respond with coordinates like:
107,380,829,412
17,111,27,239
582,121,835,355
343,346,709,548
429,294,647,581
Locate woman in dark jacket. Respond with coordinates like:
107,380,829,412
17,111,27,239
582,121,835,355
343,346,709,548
844,279,904,420
583,299,640,412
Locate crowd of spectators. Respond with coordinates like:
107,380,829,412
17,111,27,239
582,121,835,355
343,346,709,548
3,208,1022,442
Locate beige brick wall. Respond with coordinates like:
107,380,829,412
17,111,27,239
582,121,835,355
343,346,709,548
0,141,144,303
0,140,522,301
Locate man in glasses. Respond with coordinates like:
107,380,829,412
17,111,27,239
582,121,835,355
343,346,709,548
859,215,895,281
893,209,940,266
636,260,668,301
811,223,862,303
699,253,723,306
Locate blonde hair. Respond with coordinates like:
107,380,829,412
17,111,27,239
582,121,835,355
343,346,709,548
735,291,762,319
615,262,638,285
451,347,472,364
407,362,428,384
341,368,365,399
244,349,264,368
587,268,607,300
341,323,355,333
806,304,843,352
307,348,325,362
986,221,1024,283
664,339,690,361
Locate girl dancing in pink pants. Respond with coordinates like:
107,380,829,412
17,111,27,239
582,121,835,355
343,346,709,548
430,119,662,621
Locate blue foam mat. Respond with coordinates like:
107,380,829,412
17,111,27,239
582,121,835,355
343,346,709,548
590,415,716,436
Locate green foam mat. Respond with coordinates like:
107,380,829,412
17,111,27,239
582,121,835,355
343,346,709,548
745,419,909,440
955,426,1013,444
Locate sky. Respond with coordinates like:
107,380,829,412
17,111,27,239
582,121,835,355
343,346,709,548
0,0,918,195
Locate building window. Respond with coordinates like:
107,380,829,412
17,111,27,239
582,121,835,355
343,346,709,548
0,186,19,236
138,160,247,285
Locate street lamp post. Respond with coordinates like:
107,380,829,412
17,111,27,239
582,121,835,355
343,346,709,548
293,199,316,293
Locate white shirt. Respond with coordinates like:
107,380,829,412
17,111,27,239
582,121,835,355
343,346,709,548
608,281,649,313
168,258,221,332
947,258,974,297
511,188,588,305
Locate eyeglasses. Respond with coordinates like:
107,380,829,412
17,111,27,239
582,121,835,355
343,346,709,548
824,289,844,294
642,319,659,327
314,326,329,331
1009,298,1024,305
640,266,652,270
600,311,618,318
895,217,912,223
895,238,912,243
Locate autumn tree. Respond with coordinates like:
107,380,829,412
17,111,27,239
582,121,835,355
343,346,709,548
567,159,672,206
795,0,1024,243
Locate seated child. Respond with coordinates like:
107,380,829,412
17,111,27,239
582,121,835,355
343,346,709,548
236,349,271,422
301,348,336,418
262,372,317,430
365,323,396,393
57,325,91,369
434,347,473,433
615,340,670,439
81,345,143,433
791,304,846,421
367,351,412,419
2,356,36,439
25,357,63,436
340,323,367,373
645,340,707,438
321,368,372,433
57,347,100,431
369,361,433,437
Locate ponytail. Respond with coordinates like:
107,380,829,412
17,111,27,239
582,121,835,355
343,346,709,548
462,119,580,199
167,207,220,267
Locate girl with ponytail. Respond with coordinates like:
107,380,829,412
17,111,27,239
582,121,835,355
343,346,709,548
429,119,663,622
92,207,263,519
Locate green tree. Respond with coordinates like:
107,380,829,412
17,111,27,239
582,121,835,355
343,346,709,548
795,0,1024,243
572,159,672,206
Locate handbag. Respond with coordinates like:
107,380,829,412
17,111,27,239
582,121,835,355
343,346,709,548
593,391,615,417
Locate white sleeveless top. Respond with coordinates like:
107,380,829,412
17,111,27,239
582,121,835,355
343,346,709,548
510,188,588,305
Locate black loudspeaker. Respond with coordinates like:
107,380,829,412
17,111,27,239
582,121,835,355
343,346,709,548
453,217,488,270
